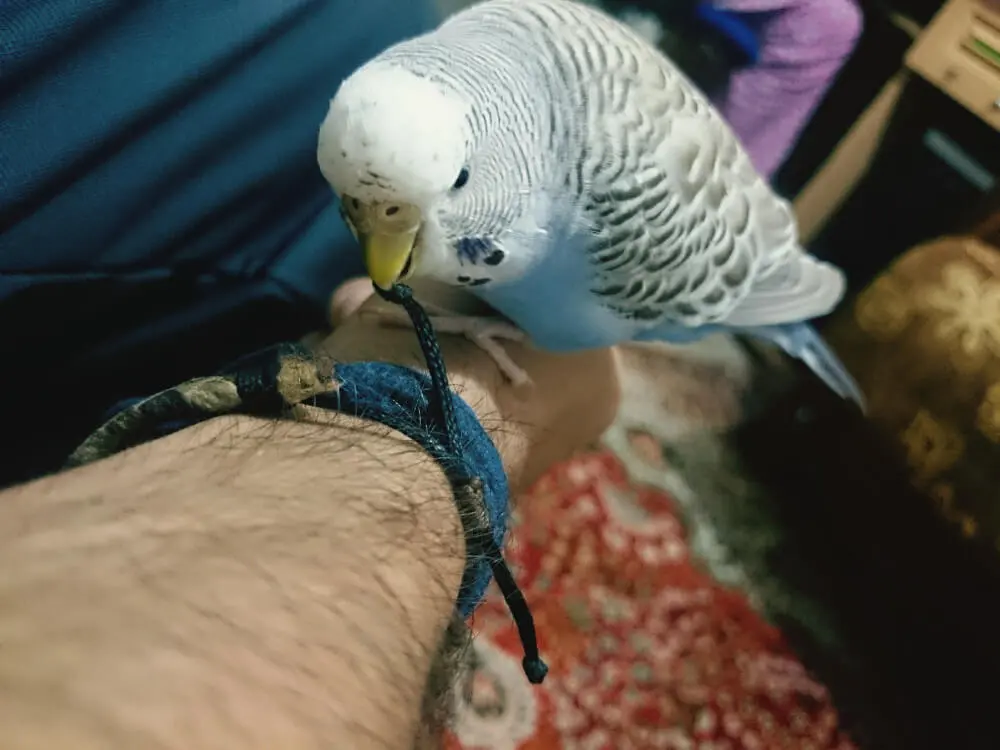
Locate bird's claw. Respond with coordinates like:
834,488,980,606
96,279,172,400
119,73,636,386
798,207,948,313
361,307,532,386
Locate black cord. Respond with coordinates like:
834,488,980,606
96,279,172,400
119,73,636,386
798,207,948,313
373,282,548,685
373,284,459,448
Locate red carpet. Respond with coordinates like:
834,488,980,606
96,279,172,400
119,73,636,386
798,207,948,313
446,449,856,750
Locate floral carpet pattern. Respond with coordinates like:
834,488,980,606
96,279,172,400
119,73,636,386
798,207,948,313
446,340,857,750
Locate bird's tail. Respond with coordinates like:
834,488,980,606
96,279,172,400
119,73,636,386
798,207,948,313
748,322,866,411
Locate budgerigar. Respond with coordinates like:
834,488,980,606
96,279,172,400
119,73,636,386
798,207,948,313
316,0,865,406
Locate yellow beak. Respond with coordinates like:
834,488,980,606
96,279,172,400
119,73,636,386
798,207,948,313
362,230,418,290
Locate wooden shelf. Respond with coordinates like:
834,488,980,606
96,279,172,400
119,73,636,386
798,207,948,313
906,0,1000,131
794,0,1000,243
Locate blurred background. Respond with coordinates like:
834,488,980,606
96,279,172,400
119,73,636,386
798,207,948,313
435,3,1000,750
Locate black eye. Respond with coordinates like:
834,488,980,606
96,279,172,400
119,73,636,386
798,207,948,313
452,167,470,190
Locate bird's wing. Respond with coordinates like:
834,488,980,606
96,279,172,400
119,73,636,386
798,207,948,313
580,31,842,329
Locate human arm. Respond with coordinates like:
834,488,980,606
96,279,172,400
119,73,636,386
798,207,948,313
0,289,619,749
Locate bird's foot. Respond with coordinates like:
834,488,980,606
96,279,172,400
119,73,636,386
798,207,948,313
361,306,532,387
428,315,532,387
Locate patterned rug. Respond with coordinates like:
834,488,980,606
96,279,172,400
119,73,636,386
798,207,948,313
445,339,856,750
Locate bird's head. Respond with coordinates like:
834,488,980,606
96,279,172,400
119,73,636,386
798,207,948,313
319,62,538,291
318,64,475,289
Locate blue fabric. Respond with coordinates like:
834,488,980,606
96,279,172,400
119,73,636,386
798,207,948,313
695,3,761,66
331,362,509,617
0,0,437,483
0,0,433,295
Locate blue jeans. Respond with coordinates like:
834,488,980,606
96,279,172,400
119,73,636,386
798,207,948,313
0,0,437,483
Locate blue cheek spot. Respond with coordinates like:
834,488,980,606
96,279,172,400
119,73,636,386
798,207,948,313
455,236,498,265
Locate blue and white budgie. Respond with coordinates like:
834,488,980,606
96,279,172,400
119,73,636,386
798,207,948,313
316,0,864,406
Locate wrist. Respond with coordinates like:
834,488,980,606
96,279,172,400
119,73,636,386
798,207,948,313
183,412,466,567
317,315,529,486
310,346,546,685
187,413,469,747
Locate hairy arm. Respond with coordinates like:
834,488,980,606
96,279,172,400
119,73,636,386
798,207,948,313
0,413,463,750
0,288,619,750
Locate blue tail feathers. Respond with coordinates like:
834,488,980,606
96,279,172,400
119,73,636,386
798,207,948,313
747,322,866,410
636,319,865,410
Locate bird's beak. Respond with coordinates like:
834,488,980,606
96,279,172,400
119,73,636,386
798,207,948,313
340,198,422,290
362,228,419,290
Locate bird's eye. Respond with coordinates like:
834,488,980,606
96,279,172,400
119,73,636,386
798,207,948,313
452,167,470,190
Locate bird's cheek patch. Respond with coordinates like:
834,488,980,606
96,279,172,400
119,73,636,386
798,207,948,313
455,236,499,266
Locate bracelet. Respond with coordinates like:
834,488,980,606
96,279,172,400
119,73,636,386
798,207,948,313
66,285,548,685
316,361,506,618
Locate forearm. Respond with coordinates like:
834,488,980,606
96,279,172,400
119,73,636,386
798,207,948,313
0,286,620,749
0,413,464,749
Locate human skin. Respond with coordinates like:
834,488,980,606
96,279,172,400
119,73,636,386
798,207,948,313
0,280,619,749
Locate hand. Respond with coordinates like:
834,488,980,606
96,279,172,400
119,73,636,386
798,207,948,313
319,277,621,495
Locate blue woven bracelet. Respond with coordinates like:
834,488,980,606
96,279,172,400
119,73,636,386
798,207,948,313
313,360,547,683
317,361,505,617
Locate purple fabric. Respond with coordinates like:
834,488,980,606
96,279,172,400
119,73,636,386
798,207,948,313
710,0,863,179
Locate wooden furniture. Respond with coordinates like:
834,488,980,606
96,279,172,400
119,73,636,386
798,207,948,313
908,0,1000,128
795,0,1000,243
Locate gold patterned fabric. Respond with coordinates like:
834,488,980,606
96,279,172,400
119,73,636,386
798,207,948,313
826,236,1000,552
